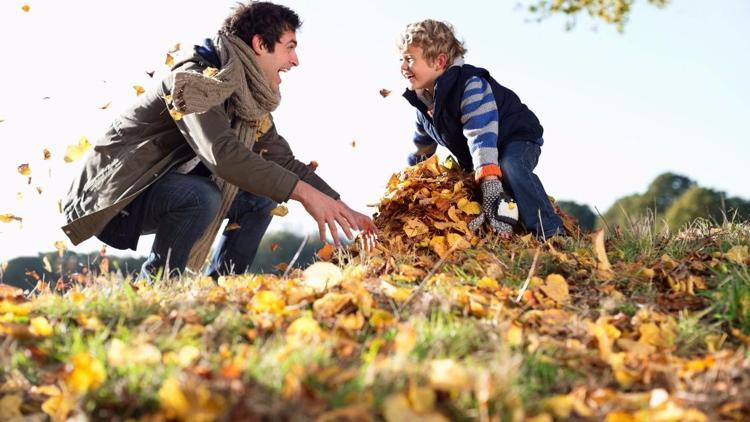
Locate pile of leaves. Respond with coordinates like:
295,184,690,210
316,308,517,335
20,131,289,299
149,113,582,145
2,157,750,421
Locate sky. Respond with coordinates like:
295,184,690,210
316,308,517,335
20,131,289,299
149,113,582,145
0,0,748,262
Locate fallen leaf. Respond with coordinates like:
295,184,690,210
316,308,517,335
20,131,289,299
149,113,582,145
317,243,335,261
457,198,481,215
134,85,145,96
17,163,30,176
165,53,175,67
303,262,343,293
593,229,612,272
270,205,289,217
403,218,429,238
0,394,23,420
539,273,569,304
379,88,391,98
66,352,106,393
725,245,748,264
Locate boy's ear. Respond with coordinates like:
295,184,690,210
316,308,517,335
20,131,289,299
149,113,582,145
250,34,266,55
436,53,448,70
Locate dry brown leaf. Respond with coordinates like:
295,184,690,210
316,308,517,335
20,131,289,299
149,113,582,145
593,229,612,272
270,205,289,217
0,214,23,223
403,218,429,238
379,88,391,98
539,273,569,304
43,148,51,160
99,101,112,110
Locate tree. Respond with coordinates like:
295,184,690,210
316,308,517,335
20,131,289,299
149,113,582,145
557,200,597,231
665,187,750,231
526,0,670,32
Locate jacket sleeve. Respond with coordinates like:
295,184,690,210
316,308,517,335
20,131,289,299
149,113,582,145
253,123,340,200
171,101,300,204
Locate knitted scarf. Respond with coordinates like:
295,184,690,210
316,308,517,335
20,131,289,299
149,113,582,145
171,33,281,272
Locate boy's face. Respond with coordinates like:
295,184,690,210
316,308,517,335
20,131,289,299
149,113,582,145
252,30,299,93
400,44,446,91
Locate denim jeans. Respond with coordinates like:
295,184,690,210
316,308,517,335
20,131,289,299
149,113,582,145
137,172,275,279
499,140,564,238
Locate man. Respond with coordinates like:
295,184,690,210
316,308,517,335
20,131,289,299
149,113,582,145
61,1,377,279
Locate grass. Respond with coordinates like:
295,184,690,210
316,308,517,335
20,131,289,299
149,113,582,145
1,219,749,420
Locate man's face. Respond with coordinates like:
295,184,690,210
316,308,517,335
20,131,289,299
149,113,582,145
400,44,445,91
253,30,299,93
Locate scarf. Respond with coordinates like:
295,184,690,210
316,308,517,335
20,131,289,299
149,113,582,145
171,33,281,273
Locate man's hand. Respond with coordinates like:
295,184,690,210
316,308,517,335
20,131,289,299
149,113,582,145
290,181,378,248
468,177,518,238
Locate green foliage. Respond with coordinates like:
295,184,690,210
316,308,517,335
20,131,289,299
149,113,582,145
526,0,670,32
556,200,596,231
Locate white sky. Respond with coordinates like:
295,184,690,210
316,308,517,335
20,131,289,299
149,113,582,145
0,0,748,261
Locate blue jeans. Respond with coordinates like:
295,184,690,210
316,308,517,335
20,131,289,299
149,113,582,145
138,172,275,279
499,141,564,238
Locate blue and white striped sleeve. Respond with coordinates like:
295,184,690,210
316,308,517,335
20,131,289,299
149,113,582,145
460,76,501,180
408,113,437,166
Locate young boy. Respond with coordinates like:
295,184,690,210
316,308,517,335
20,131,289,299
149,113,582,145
398,19,564,239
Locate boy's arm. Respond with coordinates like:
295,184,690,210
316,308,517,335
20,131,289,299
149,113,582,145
408,114,437,165
461,76,501,181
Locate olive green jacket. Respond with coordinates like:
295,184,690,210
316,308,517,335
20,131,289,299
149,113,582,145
61,58,337,246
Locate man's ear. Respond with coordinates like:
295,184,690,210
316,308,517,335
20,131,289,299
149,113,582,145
250,34,266,55
436,53,448,70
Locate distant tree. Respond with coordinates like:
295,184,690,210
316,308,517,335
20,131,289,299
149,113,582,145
665,187,750,231
598,192,650,230
644,173,696,213
526,0,670,31
556,200,597,231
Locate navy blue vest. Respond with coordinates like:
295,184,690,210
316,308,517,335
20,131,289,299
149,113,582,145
403,64,543,171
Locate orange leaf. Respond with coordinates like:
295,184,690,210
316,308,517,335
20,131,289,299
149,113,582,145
165,53,174,67
17,163,30,176
308,160,319,171
317,243,335,261
43,148,51,160
22,5,30,12
271,243,279,252
133,85,145,96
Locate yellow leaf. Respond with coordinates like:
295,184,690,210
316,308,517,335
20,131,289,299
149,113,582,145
0,213,22,223
21,5,30,12
17,163,31,176
0,394,22,420
369,309,394,328
250,290,285,314
158,377,190,419
593,228,612,272
54,240,67,257
177,345,200,367
539,273,569,304
457,198,481,215
407,381,436,413
169,108,183,121
64,136,91,163
726,245,749,264
382,393,449,422
476,277,499,291
506,324,523,346
270,204,289,217
429,235,448,258
133,85,145,96
604,412,636,422
41,391,75,422
446,232,470,250
66,352,106,393
403,218,429,238
287,316,323,346
447,206,461,222
29,316,53,337
542,394,574,419
165,53,174,67
203,67,219,78
303,262,343,293
428,359,472,391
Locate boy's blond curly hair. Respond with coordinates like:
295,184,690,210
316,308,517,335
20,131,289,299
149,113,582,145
398,19,467,67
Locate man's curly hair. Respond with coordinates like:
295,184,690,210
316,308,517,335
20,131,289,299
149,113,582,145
221,1,301,52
